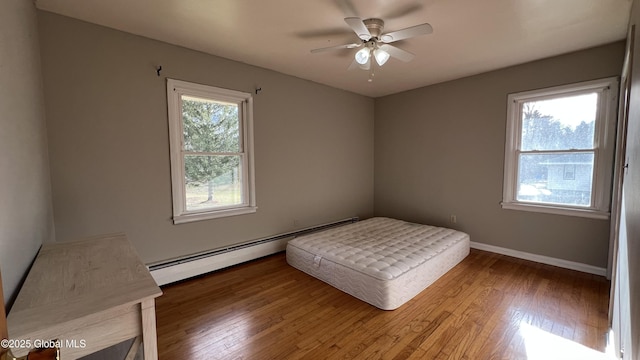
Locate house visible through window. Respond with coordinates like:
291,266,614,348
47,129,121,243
166,79,256,224
502,78,618,219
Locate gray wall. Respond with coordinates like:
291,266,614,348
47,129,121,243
374,42,624,268
37,12,374,264
0,1,55,308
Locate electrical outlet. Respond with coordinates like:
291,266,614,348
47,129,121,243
450,215,457,224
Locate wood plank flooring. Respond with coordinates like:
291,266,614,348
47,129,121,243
155,249,611,359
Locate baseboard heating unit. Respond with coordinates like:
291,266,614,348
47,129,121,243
148,217,359,286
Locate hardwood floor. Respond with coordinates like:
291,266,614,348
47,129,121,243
155,249,611,359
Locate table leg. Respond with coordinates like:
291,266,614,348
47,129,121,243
141,299,158,360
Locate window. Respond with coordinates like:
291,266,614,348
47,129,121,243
167,79,256,224
502,78,618,219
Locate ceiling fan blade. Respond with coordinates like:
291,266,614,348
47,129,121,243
311,43,362,53
383,3,423,19
380,23,433,43
379,44,415,62
347,58,360,70
335,0,358,17
345,17,371,40
296,28,353,39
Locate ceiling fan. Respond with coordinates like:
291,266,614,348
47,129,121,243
310,17,433,72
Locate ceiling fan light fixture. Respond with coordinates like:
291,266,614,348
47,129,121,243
373,48,390,66
355,47,371,65
359,57,371,70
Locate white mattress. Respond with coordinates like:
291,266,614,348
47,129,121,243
286,217,470,310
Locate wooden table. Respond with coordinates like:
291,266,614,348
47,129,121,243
7,234,162,359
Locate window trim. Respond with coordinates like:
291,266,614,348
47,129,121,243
167,79,256,224
502,77,619,219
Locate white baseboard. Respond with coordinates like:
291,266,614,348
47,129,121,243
151,235,605,286
148,217,359,286
150,237,291,286
470,242,606,276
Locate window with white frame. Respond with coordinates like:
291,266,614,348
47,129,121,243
167,79,256,224
502,77,618,219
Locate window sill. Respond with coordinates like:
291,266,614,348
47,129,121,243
501,202,609,220
173,206,258,224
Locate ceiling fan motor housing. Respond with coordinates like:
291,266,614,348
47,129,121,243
363,18,384,39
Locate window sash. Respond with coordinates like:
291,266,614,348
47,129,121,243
167,79,256,224
502,77,618,219
178,96,248,212
514,150,596,208
182,154,246,213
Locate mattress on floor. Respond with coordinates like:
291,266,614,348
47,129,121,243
286,217,470,310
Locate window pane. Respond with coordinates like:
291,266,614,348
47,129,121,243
184,155,242,211
517,153,594,207
182,96,240,153
521,93,597,151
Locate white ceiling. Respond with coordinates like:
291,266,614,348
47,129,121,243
35,0,631,97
